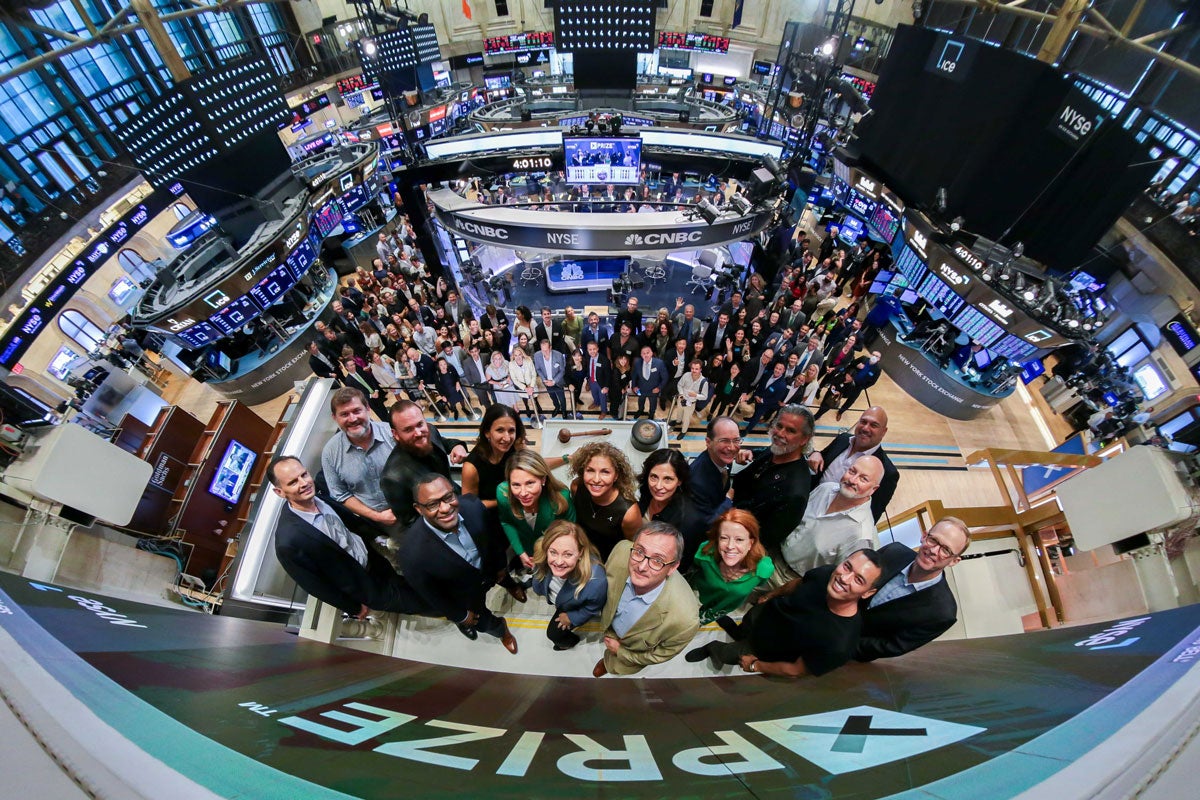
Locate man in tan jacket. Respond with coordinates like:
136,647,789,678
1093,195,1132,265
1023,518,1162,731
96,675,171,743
594,521,700,677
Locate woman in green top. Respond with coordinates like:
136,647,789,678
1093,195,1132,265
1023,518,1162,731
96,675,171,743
688,508,774,624
496,450,576,569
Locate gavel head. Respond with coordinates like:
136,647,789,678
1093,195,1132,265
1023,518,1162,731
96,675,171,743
557,429,572,444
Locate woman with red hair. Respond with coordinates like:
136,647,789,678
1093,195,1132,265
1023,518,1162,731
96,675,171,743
687,508,774,624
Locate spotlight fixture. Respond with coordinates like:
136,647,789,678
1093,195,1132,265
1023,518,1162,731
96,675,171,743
730,194,753,215
762,155,783,179
362,38,378,57
817,37,839,60
1012,241,1025,258
949,216,965,232
696,198,721,225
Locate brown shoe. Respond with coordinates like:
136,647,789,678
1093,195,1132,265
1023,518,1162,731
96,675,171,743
499,621,518,654
592,658,607,678
504,583,527,603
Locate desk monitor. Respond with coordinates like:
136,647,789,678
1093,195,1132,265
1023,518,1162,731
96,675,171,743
207,439,257,505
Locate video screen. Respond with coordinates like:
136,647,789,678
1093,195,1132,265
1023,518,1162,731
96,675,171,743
207,439,257,505
563,137,641,184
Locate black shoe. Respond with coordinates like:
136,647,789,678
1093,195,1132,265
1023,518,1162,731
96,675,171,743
456,623,478,640
716,615,744,640
685,642,714,663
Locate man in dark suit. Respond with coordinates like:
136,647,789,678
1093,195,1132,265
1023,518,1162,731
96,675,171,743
308,341,342,383
584,340,612,420
535,306,571,356
670,301,704,350
631,344,667,417
689,416,744,523
793,335,825,374
857,518,968,661
614,296,643,338
533,337,568,417
702,312,734,355
380,400,469,527
459,342,493,407
341,358,390,421
269,456,427,618
444,289,471,327
580,312,611,354
743,361,790,435
808,406,899,522
399,474,521,651
834,351,883,421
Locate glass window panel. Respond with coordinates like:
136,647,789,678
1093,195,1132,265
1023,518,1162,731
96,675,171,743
58,309,105,351
35,151,75,191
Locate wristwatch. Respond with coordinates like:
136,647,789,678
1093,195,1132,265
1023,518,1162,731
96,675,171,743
748,659,759,673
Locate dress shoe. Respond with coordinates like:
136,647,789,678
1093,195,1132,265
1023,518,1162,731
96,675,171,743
592,659,608,678
503,583,528,603
499,621,518,654
456,623,478,640
685,642,714,663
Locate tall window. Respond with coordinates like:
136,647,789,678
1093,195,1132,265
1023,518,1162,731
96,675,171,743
58,309,105,351
700,0,715,17
171,202,193,219
494,0,509,16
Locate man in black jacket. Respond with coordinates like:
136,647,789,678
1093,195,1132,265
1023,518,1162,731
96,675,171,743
399,474,521,651
269,456,427,618
380,400,469,527
808,406,899,523
856,518,968,661
341,358,390,421
308,341,342,383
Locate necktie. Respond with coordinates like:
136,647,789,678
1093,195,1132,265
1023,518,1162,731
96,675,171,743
590,359,596,383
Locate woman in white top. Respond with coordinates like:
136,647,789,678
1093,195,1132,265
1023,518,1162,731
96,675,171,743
486,351,520,407
671,359,710,440
508,346,541,426
369,352,403,399
783,363,822,409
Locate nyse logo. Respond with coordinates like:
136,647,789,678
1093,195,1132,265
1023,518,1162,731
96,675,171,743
936,40,965,74
546,231,581,246
1059,106,1093,138
732,219,754,235
284,227,303,250
938,261,969,287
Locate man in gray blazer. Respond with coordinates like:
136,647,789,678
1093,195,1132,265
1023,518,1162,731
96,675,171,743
459,342,493,407
533,337,567,417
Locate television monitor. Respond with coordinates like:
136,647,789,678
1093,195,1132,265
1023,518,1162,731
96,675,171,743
1132,362,1168,400
1020,359,1045,384
838,215,866,243
700,72,713,83
484,73,511,90
972,349,994,371
899,288,919,304
869,280,887,295
1102,390,1121,406
207,439,258,505
723,75,736,86
47,345,80,382
563,137,641,184
752,60,772,76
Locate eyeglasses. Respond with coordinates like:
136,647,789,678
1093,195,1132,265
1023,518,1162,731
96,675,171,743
630,546,677,572
417,492,458,513
713,437,743,447
922,532,959,559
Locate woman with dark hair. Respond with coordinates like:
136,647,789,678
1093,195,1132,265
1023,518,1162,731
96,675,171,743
608,353,633,419
649,320,674,359
688,507,774,624
496,450,575,569
636,448,705,571
513,305,535,342
745,318,767,357
530,521,607,650
433,357,466,419
568,441,642,560
709,361,746,420
608,321,640,365
461,404,526,509
565,347,586,410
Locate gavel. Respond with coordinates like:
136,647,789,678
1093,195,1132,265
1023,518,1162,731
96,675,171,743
557,427,613,444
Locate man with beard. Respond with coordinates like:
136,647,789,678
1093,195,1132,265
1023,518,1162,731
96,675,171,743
774,456,883,583
732,404,814,550
809,406,899,522
380,400,469,527
320,388,397,532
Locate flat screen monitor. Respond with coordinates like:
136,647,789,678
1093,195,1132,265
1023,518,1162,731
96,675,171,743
484,73,511,90
207,439,257,505
176,321,220,349
563,137,641,184
1020,359,1045,384
752,60,772,75
249,264,294,309
1132,362,1168,400
838,215,866,244
723,75,737,86
973,349,994,370
899,288,919,304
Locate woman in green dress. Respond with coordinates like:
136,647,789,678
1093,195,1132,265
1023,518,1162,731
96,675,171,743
688,508,774,625
496,450,575,569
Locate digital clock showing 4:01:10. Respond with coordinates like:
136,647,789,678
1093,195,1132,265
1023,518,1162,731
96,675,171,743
512,156,553,170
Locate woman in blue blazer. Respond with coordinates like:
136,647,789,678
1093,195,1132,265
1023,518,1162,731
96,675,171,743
530,520,608,650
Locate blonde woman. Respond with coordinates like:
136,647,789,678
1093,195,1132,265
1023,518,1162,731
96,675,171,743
496,450,576,569
530,521,607,650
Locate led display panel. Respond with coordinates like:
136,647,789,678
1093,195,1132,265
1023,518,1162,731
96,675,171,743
563,137,642,185
555,0,656,51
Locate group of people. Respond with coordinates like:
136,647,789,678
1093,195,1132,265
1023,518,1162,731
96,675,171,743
453,171,745,216
270,375,967,679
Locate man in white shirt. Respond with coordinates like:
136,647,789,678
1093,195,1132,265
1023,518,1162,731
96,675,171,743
809,406,899,522
775,456,884,584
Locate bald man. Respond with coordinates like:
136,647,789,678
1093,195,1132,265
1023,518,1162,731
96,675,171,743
772,455,883,585
808,406,899,522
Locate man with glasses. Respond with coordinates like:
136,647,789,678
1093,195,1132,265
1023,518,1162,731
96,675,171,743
689,417,749,524
733,405,815,551
593,521,700,677
855,517,970,661
686,549,885,678
399,474,522,652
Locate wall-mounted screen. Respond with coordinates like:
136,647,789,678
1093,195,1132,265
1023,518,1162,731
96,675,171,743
176,321,220,349
563,137,642,184
249,264,294,309
209,295,261,335
207,439,257,505
46,345,80,382
1133,362,1169,400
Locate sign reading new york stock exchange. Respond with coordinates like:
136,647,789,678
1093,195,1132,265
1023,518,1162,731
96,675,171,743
428,188,774,256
